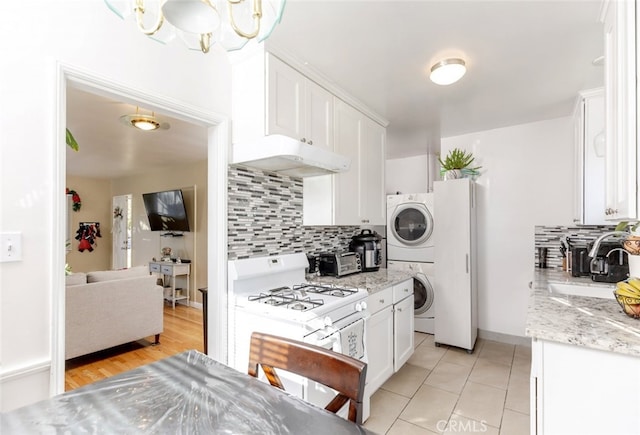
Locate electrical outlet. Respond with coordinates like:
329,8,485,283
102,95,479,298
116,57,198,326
1,232,22,262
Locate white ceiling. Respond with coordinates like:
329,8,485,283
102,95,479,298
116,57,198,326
67,0,604,177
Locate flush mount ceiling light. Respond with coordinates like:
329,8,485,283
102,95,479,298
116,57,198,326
104,0,286,53
119,107,169,131
429,58,467,86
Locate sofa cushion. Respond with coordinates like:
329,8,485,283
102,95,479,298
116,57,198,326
86,266,149,283
65,272,87,286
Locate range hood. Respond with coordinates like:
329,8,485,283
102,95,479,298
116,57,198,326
232,134,351,177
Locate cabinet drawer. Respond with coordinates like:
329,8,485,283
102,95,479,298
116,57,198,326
149,263,161,273
173,264,190,275
160,264,174,275
367,287,393,314
393,279,413,304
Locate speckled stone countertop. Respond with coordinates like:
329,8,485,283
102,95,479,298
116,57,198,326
306,268,413,294
526,269,640,357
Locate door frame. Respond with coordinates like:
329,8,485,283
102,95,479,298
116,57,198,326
52,62,229,394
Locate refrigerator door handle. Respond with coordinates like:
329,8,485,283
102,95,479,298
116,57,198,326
466,254,469,273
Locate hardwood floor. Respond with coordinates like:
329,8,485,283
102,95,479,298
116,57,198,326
65,304,204,391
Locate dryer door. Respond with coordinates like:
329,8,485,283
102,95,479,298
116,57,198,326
414,272,434,315
390,203,434,246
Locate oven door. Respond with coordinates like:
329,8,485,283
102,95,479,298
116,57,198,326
304,314,368,418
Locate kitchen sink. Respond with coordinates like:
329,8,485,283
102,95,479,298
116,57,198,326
547,282,615,299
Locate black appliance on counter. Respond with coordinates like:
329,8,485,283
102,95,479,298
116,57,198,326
570,244,591,277
306,253,318,274
572,241,628,282
317,252,362,277
349,229,382,272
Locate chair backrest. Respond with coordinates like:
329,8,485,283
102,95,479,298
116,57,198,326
248,331,368,424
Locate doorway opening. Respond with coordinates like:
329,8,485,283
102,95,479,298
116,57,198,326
53,64,229,395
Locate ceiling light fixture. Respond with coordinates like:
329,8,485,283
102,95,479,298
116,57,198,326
120,107,168,131
104,0,286,53
429,58,467,86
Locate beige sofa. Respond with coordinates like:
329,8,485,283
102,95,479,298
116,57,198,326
65,266,164,360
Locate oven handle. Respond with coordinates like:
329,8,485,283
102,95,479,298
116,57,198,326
309,315,369,359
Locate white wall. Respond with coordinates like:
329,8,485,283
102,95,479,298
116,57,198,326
385,154,439,194
441,117,574,338
0,1,231,411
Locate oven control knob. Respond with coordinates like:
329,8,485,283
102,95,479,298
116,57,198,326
355,301,367,312
323,316,333,327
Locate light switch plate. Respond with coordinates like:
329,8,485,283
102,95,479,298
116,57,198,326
1,232,22,262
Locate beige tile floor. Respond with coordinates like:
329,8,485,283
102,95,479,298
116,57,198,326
364,333,531,435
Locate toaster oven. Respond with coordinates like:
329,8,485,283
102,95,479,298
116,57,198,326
317,252,362,277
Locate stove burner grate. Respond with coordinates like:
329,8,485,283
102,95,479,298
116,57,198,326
294,283,359,298
248,288,324,310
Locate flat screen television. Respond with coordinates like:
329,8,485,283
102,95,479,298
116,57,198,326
142,189,190,232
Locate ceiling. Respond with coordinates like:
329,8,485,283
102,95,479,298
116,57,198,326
67,0,604,177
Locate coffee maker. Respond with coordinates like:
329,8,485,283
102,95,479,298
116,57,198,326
586,241,629,283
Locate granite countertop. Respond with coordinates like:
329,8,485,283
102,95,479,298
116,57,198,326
526,269,640,357
306,268,414,294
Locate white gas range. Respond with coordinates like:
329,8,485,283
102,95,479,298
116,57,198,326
228,253,370,414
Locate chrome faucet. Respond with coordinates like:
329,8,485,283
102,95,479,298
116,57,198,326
606,248,629,265
588,231,628,275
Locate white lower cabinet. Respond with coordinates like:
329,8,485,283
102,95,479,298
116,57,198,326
363,279,414,422
392,279,414,370
530,339,640,434
366,303,394,394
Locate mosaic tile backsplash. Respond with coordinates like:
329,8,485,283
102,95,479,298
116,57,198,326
534,225,617,269
228,165,361,260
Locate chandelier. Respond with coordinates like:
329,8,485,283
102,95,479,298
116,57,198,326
104,0,286,53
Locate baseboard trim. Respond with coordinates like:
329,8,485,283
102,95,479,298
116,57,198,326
478,329,531,347
190,301,203,310
0,359,51,383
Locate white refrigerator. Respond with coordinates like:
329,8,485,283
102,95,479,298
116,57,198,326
434,178,477,352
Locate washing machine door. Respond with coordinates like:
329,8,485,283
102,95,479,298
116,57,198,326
414,272,434,315
390,203,434,246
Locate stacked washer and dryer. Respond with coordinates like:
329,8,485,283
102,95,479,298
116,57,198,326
386,194,436,334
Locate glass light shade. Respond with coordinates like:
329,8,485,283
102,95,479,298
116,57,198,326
430,58,466,85
132,118,160,131
104,0,286,53
119,113,163,131
161,0,221,34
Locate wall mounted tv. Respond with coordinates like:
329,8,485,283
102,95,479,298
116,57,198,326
142,189,190,233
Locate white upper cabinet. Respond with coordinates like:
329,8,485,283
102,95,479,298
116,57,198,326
334,99,386,226
572,88,607,225
304,99,386,226
600,0,637,221
231,51,333,149
267,55,334,150
360,117,386,225
334,99,363,225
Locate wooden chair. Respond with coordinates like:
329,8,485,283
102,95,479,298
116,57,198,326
248,331,368,424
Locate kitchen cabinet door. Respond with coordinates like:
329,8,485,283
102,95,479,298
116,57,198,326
360,117,386,225
601,0,637,221
365,305,394,394
267,54,333,151
303,99,386,226
434,179,477,351
530,339,640,434
334,99,362,225
393,294,414,371
572,88,607,225
304,81,333,151
267,54,305,140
